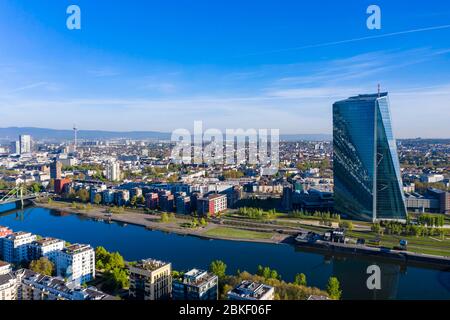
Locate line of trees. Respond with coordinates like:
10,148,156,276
237,207,277,220
208,260,340,300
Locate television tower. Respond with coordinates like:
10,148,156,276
73,124,78,152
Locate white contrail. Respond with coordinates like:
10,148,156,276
239,24,450,57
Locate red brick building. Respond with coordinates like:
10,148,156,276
0,226,13,238
197,194,227,217
54,178,71,194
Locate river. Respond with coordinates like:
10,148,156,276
1,206,449,300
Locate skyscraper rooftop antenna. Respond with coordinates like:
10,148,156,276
377,84,381,98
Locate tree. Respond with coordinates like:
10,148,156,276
130,196,137,207
94,193,102,205
327,277,342,300
160,212,170,223
339,221,353,231
77,189,89,203
371,223,383,235
257,265,281,280
294,273,307,286
29,257,54,276
31,183,41,193
47,179,55,191
209,260,227,279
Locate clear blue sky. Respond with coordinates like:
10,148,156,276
1,0,449,137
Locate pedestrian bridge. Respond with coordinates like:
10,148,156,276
0,186,42,213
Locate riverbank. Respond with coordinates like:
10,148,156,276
36,202,288,244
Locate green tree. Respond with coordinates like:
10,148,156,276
77,189,89,203
200,218,208,226
327,277,342,300
339,221,353,231
160,212,170,223
31,183,42,193
371,223,383,235
294,273,307,286
29,257,54,276
209,260,227,279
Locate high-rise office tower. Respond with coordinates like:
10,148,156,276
19,135,31,154
333,92,407,222
50,160,62,180
10,141,20,154
106,160,121,182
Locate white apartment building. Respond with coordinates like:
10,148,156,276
1,232,37,264
227,280,275,301
106,160,121,181
0,261,17,300
28,238,65,265
17,269,113,301
19,135,31,154
56,244,95,286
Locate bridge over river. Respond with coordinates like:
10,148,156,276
0,186,44,213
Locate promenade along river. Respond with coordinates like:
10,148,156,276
1,207,449,300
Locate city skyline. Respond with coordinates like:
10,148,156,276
1,1,450,137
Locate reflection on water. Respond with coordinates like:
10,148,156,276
0,206,449,300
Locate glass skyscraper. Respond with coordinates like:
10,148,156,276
333,92,407,222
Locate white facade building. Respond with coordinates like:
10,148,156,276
19,135,31,154
0,261,17,300
28,238,65,265
106,160,121,181
56,244,95,286
1,232,37,264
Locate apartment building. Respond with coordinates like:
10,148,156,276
227,280,275,300
1,232,37,264
129,259,172,300
56,244,95,286
172,268,218,300
0,261,17,300
17,269,114,301
28,238,65,265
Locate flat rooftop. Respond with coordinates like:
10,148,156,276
32,237,64,246
63,243,92,254
133,258,170,272
228,280,273,299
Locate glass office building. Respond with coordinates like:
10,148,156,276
333,93,407,221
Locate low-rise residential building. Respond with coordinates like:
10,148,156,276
197,193,227,217
56,244,95,286
145,192,158,209
172,268,218,300
176,195,191,215
1,232,37,264
227,280,275,301
0,261,17,300
17,269,114,300
129,259,172,300
102,189,115,205
28,237,65,264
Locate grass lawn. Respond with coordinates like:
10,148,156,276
204,227,274,240
346,230,450,256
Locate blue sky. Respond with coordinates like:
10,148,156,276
0,0,450,137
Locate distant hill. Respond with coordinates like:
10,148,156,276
0,127,332,142
0,127,171,141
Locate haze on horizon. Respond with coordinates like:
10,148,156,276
1,0,450,139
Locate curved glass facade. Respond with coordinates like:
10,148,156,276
333,93,407,221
